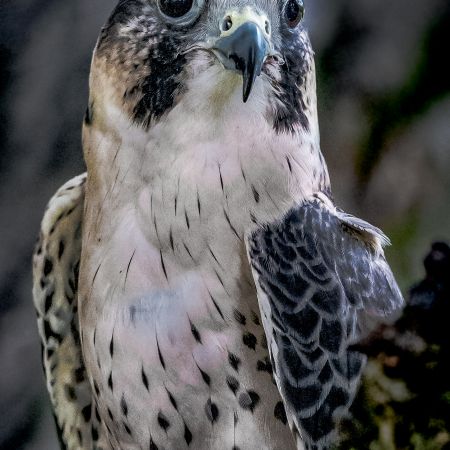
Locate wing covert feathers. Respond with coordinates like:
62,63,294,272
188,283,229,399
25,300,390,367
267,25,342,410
32,174,98,450
246,195,403,449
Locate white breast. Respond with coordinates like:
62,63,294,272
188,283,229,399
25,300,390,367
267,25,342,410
78,55,325,450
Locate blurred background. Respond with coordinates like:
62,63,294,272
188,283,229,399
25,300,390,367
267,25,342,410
0,0,449,449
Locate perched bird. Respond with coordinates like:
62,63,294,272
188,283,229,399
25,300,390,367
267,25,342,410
32,1,403,449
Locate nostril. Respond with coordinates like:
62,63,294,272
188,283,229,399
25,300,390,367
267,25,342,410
222,16,233,32
265,20,270,34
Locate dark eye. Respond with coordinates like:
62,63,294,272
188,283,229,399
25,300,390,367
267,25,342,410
285,0,305,28
158,0,194,18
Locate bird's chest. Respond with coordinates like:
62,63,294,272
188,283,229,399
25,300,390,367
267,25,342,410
78,113,315,447
80,127,300,346
78,170,289,449
79,233,287,449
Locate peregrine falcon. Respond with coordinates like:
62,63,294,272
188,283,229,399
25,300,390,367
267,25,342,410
32,1,403,449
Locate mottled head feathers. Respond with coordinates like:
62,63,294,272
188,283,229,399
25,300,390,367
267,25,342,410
90,0,316,134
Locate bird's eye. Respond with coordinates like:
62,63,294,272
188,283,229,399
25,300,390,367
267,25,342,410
158,0,194,18
157,0,204,26
284,0,305,28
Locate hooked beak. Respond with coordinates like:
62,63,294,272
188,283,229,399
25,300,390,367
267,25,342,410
213,16,270,103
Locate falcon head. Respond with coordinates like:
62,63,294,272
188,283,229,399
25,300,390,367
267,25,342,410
90,0,317,135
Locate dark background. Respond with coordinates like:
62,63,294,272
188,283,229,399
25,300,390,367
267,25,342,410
1,0,449,448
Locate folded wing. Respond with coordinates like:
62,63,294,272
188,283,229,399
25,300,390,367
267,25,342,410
246,195,403,449
32,174,101,450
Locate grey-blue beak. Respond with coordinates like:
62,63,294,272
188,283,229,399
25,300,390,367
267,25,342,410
213,22,269,103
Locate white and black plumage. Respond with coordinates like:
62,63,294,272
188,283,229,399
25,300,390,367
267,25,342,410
32,1,403,449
